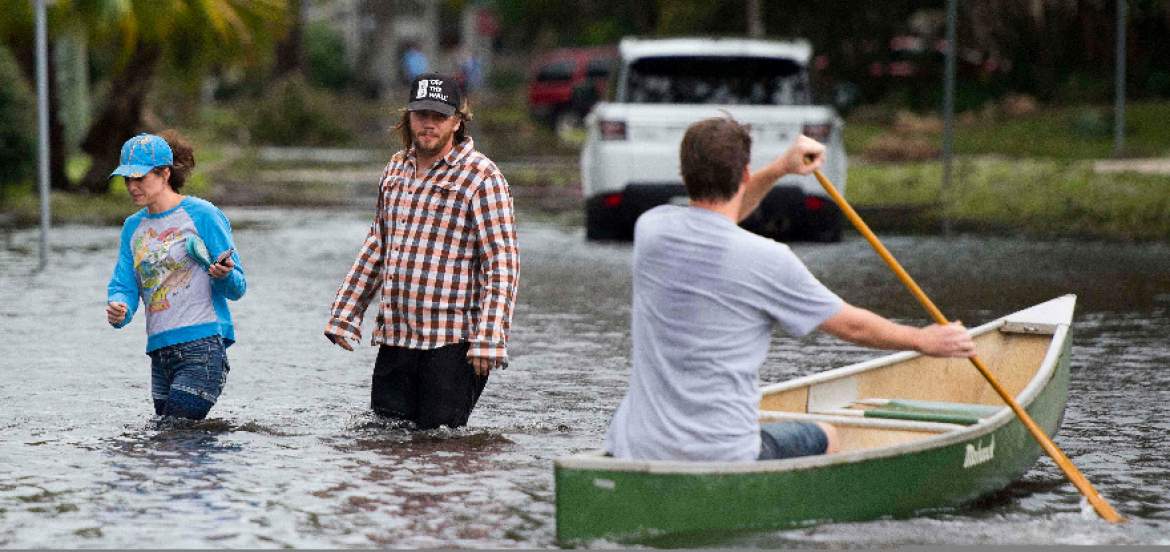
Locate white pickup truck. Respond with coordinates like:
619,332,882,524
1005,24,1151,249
580,37,847,242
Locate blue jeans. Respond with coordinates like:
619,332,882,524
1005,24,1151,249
148,335,229,420
758,421,829,460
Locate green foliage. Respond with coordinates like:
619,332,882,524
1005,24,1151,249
0,46,35,190
656,2,738,36
496,0,1170,106
1055,72,1115,105
0,0,33,44
848,158,1170,241
198,104,251,143
494,0,655,48
305,21,353,91
0,0,289,82
579,19,625,46
845,99,1170,240
87,0,287,78
2,184,139,225
66,154,91,182
848,162,943,208
0,0,291,195
3,145,215,226
1145,71,1170,97
1125,102,1170,152
487,64,524,92
847,100,1170,161
246,75,352,146
1069,108,1113,139
957,102,1170,159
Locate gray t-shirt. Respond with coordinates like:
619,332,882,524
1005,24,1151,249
604,205,844,462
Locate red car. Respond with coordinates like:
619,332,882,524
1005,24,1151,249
527,46,618,129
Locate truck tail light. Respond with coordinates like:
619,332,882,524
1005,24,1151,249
801,123,832,142
805,195,826,211
599,120,627,141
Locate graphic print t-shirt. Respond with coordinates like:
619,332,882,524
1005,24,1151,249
129,209,217,337
108,196,245,353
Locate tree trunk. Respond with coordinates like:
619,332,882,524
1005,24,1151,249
273,0,305,78
78,42,161,195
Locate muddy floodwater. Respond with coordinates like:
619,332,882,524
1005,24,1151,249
1,207,1168,547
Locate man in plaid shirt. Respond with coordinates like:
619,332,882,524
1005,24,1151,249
325,73,519,429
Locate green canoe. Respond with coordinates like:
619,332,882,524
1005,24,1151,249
555,295,1077,545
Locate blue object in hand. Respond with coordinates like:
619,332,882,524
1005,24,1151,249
186,235,232,270
186,234,213,269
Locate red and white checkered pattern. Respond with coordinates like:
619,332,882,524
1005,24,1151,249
326,138,519,361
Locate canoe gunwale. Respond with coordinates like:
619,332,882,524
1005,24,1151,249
758,295,1070,398
554,296,1075,475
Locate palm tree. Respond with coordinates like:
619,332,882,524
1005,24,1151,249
76,0,288,193
1,0,288,194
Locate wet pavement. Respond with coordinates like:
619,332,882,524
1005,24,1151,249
1,207,1168,547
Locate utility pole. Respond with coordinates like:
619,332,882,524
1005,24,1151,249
36,0,50,270
1113,0,1127,157
941,0,957,237
747,0,764,38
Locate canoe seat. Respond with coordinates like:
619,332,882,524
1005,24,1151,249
812,398,1004,426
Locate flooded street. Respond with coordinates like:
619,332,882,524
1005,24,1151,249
1,207,1168,547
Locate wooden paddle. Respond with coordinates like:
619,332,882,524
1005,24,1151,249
811,168,1125,524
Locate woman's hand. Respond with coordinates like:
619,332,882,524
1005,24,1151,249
208,256,234,279
106,302,127,326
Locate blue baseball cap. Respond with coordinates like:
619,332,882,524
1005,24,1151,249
110,133,173,179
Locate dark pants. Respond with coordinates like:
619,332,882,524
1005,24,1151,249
371,342,489,429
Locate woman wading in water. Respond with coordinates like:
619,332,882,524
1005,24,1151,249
105,131,246,419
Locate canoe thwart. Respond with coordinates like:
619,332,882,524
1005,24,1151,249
759,409,966,433
816,398,1004,426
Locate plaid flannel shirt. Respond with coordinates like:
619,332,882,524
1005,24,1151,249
326,137,519,362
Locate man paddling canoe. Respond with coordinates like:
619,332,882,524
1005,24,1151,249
604,117,976,462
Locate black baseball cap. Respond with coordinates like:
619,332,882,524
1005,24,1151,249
406,73,462,116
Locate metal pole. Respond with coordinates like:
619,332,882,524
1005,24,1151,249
1113,0,1127,157
35,0,50,271
747,0,764,38
941,0,957,236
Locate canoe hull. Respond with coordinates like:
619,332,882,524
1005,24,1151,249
554,325,1071,545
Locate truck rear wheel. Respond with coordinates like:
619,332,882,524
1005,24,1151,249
811,222,843,243
740,187,803,242
585,205,628,241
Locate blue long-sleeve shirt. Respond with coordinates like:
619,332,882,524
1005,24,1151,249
107,197,245,352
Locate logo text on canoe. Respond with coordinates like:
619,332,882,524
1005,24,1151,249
962,437,995,468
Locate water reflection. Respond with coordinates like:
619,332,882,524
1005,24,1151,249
305,416,520,546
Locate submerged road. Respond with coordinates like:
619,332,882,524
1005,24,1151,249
1,207,1168,547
